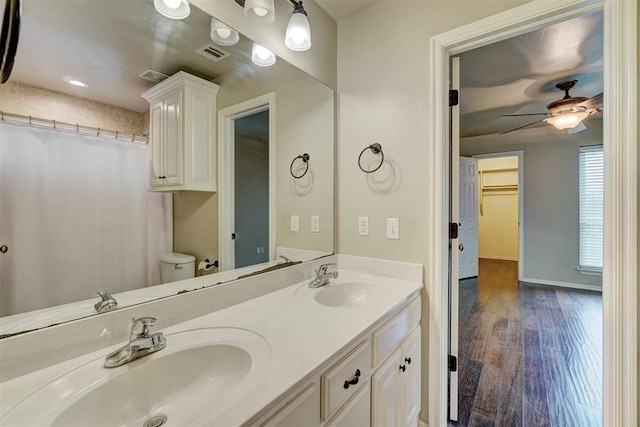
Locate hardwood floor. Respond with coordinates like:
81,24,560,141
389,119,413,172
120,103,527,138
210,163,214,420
450,259,602,427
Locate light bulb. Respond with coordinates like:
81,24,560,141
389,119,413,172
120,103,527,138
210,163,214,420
216,28,231,38
251,43,276,67
254,7,268,16
163,0,182,8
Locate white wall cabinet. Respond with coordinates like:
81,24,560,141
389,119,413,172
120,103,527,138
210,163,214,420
141,71,219,192
250,296,422,427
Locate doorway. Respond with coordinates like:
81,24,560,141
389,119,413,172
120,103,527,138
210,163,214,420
218,93,276,271
427,1,637,426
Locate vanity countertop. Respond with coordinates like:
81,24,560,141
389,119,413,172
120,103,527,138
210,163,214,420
0,268,422,426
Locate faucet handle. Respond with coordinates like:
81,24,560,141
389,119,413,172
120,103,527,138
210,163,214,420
317,263,337,274
96,290,114,301
131,317,157,338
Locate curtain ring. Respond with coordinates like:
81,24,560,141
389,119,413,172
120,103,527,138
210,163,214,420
115,131,119,139
29,115,32,125
358,143,384,173
290,153,310,179
97,127,101,136
53,119,56,129
76,123,79,133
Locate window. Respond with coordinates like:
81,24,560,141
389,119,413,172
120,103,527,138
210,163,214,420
578,145,604,273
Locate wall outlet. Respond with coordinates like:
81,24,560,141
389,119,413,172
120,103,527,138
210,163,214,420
358,216,369,236
386,218,400,239
311,215,320,233
291,215,299,232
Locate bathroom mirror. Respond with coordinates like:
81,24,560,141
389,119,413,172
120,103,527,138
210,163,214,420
0,0,334,336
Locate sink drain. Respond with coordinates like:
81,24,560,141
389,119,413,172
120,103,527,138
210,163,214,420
143,415,168,427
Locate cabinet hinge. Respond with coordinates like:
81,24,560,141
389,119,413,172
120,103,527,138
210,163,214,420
449,222,459,239
448,355,457,372
449,89,459,107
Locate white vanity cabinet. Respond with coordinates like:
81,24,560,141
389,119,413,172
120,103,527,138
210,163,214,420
251,296,422,427
141,71,219,192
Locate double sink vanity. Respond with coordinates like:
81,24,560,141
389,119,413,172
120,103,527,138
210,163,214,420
0,255,423,426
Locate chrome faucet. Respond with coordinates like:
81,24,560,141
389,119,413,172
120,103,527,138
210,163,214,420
309,263,339,288
94,290,117,313
278,254,292,263
104,317,166,368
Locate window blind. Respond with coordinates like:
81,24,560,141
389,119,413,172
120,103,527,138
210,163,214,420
578,145,604,272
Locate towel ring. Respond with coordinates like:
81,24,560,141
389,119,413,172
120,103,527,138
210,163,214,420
358,143,384,173
290,153,310,179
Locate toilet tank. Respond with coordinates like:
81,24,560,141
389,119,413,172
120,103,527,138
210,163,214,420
160,252,195,284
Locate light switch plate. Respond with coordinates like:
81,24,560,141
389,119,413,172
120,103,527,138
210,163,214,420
386,218,400,239
311,215,320,233
358,216,369,236
291,215,300,232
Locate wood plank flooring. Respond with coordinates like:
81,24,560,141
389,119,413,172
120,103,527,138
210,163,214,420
449,259,602,427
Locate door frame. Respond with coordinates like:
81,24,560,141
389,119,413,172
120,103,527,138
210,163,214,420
218,93,276,271
427,1,637,426
472,151,524,280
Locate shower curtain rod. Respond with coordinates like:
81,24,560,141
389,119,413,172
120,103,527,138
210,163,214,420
0,111,149,144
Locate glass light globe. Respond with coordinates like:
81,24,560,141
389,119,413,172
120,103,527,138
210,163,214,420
285,12,311,51
251,43,276,67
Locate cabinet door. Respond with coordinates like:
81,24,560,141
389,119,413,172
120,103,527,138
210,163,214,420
162,90,183,186
325,382,371,427
149,101,164,187
372,348,401,427
398,326,421,427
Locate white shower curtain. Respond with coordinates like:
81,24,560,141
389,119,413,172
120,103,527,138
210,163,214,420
0,124,172,316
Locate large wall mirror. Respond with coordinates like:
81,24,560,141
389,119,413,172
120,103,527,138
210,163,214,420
0,0,334,336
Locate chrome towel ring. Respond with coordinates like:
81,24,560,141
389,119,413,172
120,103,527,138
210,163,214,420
358,143,384,173
290,153,310,179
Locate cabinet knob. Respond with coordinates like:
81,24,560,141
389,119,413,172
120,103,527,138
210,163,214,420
343,368,361,389
399,364,406,373
405,357,412,365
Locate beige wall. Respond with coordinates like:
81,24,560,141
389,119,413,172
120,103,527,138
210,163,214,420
0,82,144,134
636,4,639,413
191,0,337,89
173,57,335,268
336,0,533,420
462,123,602,288
478,157,519,261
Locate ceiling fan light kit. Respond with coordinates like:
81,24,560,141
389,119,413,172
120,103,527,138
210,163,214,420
500,79,603,135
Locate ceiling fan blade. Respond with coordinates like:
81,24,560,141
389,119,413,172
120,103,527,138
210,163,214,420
579,92,603,109
499,119,544,135
501,113,549,117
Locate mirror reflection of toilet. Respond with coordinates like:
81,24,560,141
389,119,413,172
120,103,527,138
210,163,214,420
159,253,195,283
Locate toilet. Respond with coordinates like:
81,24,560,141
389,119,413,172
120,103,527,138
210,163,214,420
160,252,195,283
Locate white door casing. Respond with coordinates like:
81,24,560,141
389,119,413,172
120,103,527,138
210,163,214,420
428,1,637,427
448,56,460,422
218,93,276,271
458,156,479,279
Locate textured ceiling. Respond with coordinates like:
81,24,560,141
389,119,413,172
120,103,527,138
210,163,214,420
12,0,254,112
459,11,603,138
314,0,381,21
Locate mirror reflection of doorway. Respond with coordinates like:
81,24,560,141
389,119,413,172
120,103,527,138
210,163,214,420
234,111,270,268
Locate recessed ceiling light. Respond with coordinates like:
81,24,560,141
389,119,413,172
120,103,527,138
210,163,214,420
64,77,89,88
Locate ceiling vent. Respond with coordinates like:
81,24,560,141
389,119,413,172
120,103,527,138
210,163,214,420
137,69,169,84
196,44,230,62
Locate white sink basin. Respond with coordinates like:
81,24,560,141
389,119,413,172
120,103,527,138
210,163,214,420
1,328,270,426
313,281,385,307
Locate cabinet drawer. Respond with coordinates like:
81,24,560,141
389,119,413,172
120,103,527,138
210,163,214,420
373,297,421,366
321,339,372,421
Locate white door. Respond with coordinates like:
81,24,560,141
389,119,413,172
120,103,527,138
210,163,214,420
398,326,421,427
448,56,460,422
458,156,479,279
372,348,401,427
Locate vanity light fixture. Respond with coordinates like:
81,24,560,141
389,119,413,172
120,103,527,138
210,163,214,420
243,0,275,23
210,18,240,46
153,0,191,20
543,111,589,130
251,43,276,66
285,0,311,51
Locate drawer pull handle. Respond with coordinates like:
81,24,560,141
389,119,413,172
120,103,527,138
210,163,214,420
405,357,412,364
343,369,361,389
399,364,406,372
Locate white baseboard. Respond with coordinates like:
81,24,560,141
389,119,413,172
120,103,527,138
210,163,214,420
520,276,602,292
480,255,518,261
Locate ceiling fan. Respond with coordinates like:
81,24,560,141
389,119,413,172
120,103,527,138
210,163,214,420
500,80,603,135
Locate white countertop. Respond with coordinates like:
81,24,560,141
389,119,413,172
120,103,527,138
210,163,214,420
0,268,422,426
